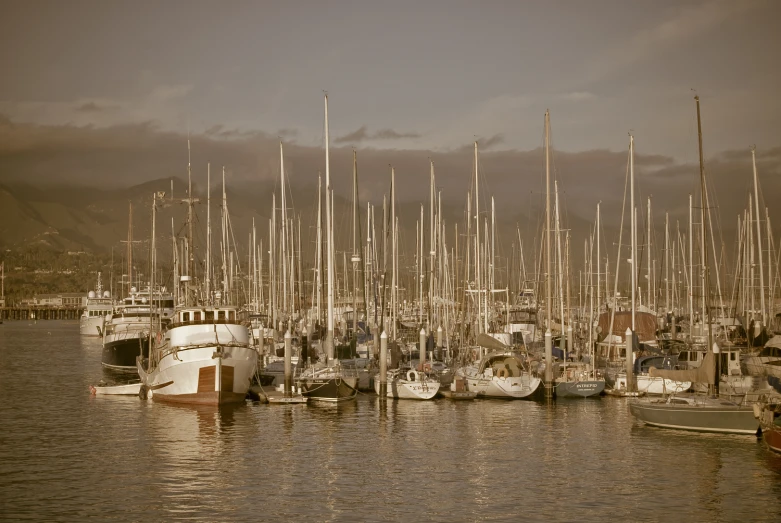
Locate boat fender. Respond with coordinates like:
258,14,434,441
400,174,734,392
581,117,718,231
496,368,509,379
407,370,417,382
138,384,148,400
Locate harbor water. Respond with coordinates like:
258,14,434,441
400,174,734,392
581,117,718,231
1,321,780,522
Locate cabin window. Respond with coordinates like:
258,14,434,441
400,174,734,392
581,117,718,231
194,311,202,321
217,310,224,320
228,310,235,321
679,352,688,361
183,312,190,322
205,311,214,322
730,353,736,361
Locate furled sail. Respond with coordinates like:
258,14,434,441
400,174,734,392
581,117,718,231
476,333,509,352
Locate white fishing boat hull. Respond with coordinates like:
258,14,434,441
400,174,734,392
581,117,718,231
141,344,257,405
140,321,257,406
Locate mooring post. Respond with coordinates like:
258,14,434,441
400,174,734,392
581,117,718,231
284,329,292,397
379,331,388,400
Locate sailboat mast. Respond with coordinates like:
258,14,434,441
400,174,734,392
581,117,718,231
324,95,334,361
647,197,652,311
596,202,601,312
391,167,396,340
127,202,133,295
694,96,714,392
474,142,481,335
352,150,358,339
206,164,211,303
430,160,435,329
630,134,636,332
751,146,766,327
544,110,553,394
280,142,287,320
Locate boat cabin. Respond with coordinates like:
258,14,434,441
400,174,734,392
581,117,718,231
174,307,241,326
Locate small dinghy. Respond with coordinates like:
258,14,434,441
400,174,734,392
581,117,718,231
89,381,142,396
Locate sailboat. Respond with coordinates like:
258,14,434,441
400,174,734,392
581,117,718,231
297,94,358,402
629,96,759,435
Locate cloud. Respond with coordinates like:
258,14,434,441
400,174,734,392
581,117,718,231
335,125,369,143
335,126,420,144
74,101,117,113
372,128,420,140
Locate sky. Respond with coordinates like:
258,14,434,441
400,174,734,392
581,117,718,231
1,0,780,253
1,0,779,158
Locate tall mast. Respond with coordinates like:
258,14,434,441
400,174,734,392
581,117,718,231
391,167,396,340
630,134,636,332
127,201,133,294
695,96,714,380
430,160,435,329
596,202,601,312
544,111,553,394
351,149,359,339
474,141,481,335
206,164,211,303
280,142,287,319
187,139,194,281
647,197,652,311
665,212,669,313
324,95,334,361
751,146,766,327
316,174,322,325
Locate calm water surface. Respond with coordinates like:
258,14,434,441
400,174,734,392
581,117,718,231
1,320,780,522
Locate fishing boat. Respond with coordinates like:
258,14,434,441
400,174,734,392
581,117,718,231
138,305,258,405
79,273,113,336
102,286,172,372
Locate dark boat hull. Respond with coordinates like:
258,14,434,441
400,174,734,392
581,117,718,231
629,400,758,434
555,380,605,398
102,337,149,372
299,377,358,402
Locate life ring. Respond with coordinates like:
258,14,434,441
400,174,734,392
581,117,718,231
496,368,509,379
423,363,432,372
407,370,418,382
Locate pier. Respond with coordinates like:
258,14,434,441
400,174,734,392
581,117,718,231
0,306,84,321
